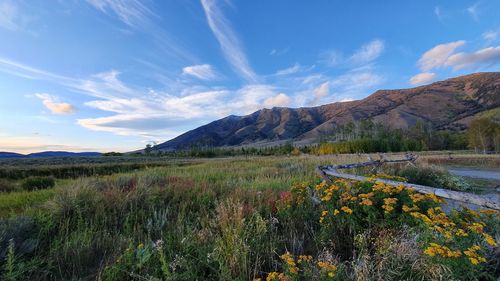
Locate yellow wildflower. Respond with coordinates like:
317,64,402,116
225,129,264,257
340,192,352,201
424,243,461,258
455,228,468,237
402,204,419,212
479,209,498,216
483,233,497,247
359,198,373,206
317,261,337,271
410,212,432,225
341,206,353,214
464,245,486,265
425,193,441,203
409,193,425,203
280,252,299,275
319,210,328,224
468,222,485,233
298,255,313,263
266,272,287,281
382,197,398,213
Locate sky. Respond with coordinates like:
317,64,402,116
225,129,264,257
0,0,499,153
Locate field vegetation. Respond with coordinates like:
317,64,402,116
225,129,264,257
0,154,498,280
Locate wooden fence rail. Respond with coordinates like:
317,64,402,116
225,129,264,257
316,154,500,210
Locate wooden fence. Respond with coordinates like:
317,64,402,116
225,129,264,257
315,153,500,210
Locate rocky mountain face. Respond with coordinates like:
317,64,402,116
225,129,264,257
155,72,500,151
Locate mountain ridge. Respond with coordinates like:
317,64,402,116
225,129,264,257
155,72,500,151
0,151,102,159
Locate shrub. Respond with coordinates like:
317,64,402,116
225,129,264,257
0,180,18,193
396,166,471,192
21,177,55,191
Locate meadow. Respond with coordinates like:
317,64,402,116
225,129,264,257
0,154,498,280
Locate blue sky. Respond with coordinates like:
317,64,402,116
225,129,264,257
0,0,499,153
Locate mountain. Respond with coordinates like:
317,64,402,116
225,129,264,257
155,72,500,151
28,151,102,158
0,152,25,158
0,151,101,159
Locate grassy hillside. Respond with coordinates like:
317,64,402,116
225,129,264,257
0,155,498,280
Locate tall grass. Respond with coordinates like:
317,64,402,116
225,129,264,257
0,155,497,280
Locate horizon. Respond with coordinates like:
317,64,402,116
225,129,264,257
1,1,500,153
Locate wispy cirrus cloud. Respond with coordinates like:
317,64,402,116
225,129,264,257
86,0,153,27
86,0,196,64
434,6,444,22
483,29,499,43
0,0,19,30
182,64,220,80
321,39,385,67
200,0,258,82
34,93,76,114
269,48,289,56
349,39,385,65
275,63,301,76
467,2,479,21
0,56,79,84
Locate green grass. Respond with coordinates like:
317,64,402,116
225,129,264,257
0,188,56,217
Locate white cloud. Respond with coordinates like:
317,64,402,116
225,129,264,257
263,93,290,108
201,0,258,82
275,63,301,76
418,41,466,71
350,39,385,64
445,46,500,70
226,84,277,114
340,98,354,102
34,93,76,114
321,39,384,67
467,2,479,21
0,0,18,30
330,71,383,93
86,0,153,27
409,72,437,85
182,64,219,80
308,82,329,106
269,48,289,56
320,50,343,66
416,41,500,72
434,6,443,21
410,41,500,85
483,30,498,43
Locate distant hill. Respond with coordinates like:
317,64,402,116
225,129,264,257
0,151,101,159
0,152,25,158
155,72,500,151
